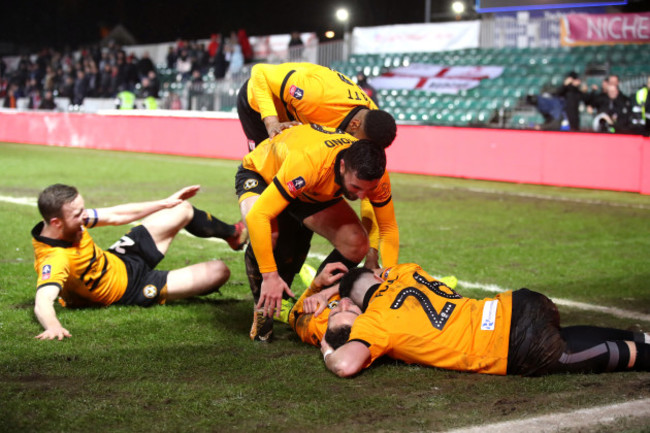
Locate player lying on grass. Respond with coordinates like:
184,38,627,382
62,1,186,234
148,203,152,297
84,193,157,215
236,124,399,341
288,263,457,348
32,184,248,340
320,264,650,377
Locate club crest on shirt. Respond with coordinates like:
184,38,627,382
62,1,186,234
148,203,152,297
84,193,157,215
289,85,304,100
287,176,306,194
143,284,158,299
244,178,259,190
41,264,51,280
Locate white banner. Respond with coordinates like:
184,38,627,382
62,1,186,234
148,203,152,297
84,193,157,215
370,63,504,94
352,21,480,54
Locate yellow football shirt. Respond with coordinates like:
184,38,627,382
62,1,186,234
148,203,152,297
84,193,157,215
247,63,378,128
349,264,513,375
243,124,398,273
32,222,127,307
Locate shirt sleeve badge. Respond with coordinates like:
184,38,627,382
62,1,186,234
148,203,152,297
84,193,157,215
289,85,304,100
41,264,52,280
287,176,306,194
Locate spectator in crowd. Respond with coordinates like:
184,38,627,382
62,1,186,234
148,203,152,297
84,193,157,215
635,76,650,134
227,34,244,77
124,53,139,90
213,38,228,79
72,69,88,106
166,46,177,70
237,29,253,63
591,81,633,133
556,71,584,131
59,75,75,99
43,66,57,93
176,49,193,81
356,72,379,107
84,60,99,97
207,33,221,61
136,51,156,78
3,84,17,108
143,70,160,98
26,78,42,109
38,90,57,110
190,69,203,85
98,63,114,97
288,31,304,61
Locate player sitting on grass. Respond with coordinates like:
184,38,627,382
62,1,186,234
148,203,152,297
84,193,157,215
31,184,247,340
321,264,650,377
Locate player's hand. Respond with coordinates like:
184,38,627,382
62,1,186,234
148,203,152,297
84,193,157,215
257,271,295,317
35,326,71,341
162,185,200,208
267,121,300,138
313,262,347,288
303,291,331,316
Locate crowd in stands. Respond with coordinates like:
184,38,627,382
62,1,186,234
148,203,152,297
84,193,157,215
530,72,639,133
0,41,161,109
165,29,253,81
0,28,254,110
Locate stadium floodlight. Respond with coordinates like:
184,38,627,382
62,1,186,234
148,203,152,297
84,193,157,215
325,30,336,39
336,8,350,23
452,1,466,14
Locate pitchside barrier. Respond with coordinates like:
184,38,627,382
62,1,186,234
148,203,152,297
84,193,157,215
0,109,648,195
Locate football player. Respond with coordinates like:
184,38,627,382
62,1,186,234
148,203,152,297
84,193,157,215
235,124,399,341
32,184,247,340
321,265,650,377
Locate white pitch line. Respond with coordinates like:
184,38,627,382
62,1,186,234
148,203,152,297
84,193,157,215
410,182,650,209
444,398,650,433
456,278,650,323
3,194,649,322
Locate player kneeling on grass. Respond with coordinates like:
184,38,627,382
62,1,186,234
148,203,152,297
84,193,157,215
32,184,248,340
321,264,650,377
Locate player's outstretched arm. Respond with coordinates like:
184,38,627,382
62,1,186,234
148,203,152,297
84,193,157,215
92,185,200,227
34,285,71,341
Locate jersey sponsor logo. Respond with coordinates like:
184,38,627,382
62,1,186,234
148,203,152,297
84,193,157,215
143,284,158,299
481,300,497,331
289,85,304,100
287,176,306,194
244,178,259,190
42,264,51,280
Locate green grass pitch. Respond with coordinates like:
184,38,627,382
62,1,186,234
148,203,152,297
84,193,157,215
1,142,649,432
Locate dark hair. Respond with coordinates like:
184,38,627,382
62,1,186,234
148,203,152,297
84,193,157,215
343,140,386,181
567,71,578,79
363,110,397,149
338,266,374,299
324,324,352,350
38,184,79,221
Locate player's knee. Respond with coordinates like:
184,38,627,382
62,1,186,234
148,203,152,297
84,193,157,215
209,260,230,286
339,234,369,262
177,201,194,224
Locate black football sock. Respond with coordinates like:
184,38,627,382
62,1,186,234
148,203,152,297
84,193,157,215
551,326,650,373
184,206,235,239
317,249,359,279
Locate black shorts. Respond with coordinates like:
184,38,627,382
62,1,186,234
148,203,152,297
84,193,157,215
235,165,343,221
237,79,268,150
507,288,566,376
108,225,169,307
